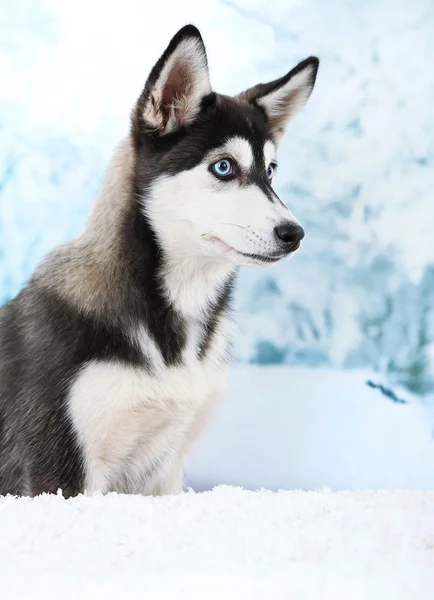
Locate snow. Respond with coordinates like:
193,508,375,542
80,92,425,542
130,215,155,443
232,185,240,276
1,487,433,599
188,366,434,491
2,1,434,394
1,366,432,598
2,369,433,597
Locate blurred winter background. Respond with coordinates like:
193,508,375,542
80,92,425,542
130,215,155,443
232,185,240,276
1,0,434,490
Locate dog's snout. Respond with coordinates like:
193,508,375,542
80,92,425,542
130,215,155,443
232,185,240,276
274,222,305,251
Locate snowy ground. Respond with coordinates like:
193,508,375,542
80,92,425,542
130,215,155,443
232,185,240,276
1,487,433,599
188,366,434,491
1,370,433,598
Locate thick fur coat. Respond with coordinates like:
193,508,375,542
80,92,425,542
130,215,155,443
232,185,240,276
0,25,318,497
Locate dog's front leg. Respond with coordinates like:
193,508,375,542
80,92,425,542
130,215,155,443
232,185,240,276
151,459,185,496
150,391,222,496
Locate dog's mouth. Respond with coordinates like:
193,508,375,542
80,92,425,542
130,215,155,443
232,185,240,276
204,235,287,266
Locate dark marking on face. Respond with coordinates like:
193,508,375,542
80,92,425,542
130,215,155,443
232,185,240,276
133,93,279,215
133,94,273,182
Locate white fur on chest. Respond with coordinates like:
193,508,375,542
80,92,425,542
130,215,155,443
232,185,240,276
68,318,231,495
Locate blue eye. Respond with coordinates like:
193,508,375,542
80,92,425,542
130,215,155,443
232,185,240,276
267,164,275,180
212,159,233,178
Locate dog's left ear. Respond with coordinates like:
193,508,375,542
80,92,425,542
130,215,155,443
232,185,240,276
238,57,319,144
134,25,211,138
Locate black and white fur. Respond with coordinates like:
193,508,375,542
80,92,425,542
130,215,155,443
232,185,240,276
0,26,319,497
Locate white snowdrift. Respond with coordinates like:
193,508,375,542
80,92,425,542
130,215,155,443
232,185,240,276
188,366,434,491
1,487,433,599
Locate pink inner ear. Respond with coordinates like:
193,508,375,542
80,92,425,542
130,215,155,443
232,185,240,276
161,60,191,131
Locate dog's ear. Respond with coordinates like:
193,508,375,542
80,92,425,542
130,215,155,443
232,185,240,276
238,57,319,144
134,25,211,138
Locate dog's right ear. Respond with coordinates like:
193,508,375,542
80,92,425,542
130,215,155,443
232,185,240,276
133,25,211,140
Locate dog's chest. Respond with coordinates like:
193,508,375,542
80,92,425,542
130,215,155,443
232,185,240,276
68,320,230,494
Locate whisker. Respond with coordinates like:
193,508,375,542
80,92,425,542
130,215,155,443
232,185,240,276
220,223,249,230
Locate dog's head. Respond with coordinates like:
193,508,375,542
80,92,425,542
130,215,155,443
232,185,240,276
132,25,318,268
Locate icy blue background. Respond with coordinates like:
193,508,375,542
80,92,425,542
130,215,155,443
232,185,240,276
1,0,434,395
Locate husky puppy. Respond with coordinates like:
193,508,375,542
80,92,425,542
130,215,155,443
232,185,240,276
0,25,318,497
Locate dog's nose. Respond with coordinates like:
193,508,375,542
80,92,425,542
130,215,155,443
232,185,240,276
274,222,305,251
